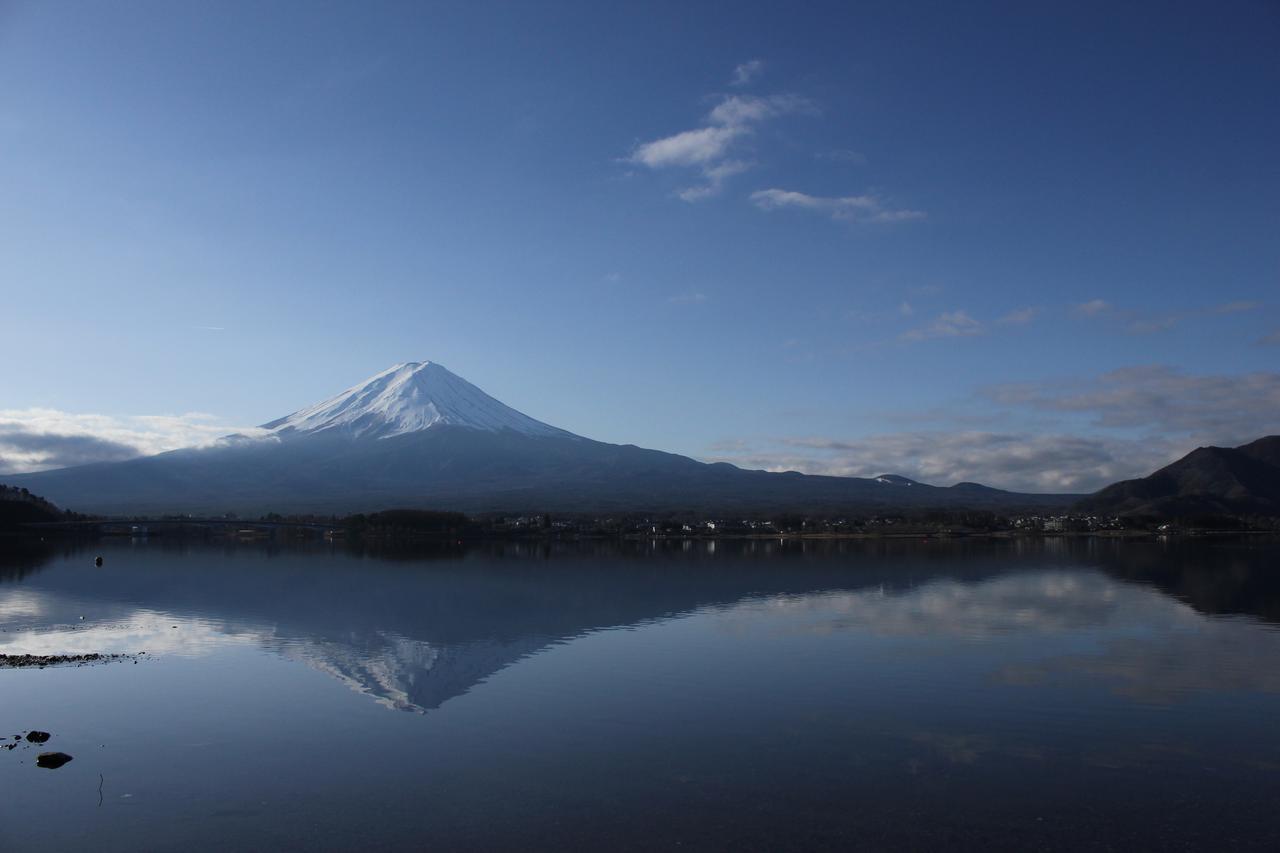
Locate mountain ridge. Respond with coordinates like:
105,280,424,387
8,362,1080,516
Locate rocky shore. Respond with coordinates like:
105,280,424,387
0,652,141,668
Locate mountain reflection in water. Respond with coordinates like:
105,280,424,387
4,537,1279,713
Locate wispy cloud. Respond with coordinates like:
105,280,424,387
1125,314,1179,335
0,409,262,475
997,307,1038,325
730,59,764,87
847,302,1036,347
900,310,982,342
676,160,752,201
818,148,867,165
749,188,925,223
667,291,709,305
1213,300,1261,314
1074,299,1111,316
630,92,813,200
1261,329,1280,346
1073,298,1263,335
983,365,1280,442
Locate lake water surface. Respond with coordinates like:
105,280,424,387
3,536,1280,851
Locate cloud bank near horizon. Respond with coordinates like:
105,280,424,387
706,366,1280,493
0,409,258,475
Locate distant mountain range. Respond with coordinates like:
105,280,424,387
6,361,1078,517
1076,436,1280,518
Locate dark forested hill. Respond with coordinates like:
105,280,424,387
1077,436,1280,518
0,484,70,528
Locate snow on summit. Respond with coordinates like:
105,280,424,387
261,362,573,440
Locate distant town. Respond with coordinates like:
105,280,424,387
19,507,1270,546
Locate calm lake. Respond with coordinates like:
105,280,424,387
3,536,1280,851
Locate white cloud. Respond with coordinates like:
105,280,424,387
630,74,916,216
629,94,813,201
730,59,764,87
0,408,263,474
667,291,709,305
631,124,746,169
900,310,983,342
750,188,925,223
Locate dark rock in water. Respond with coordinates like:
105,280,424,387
95,556,103,567
36,752,73,769
26,731,50,743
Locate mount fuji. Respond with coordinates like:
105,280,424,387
8,362,1077,516
259,362,574,441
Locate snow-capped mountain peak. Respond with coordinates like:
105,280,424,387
261,361,574,440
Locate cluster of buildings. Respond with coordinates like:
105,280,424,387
1011,515,1124,532
492,513,1134,537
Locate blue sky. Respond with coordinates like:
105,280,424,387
1,0,1277,491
